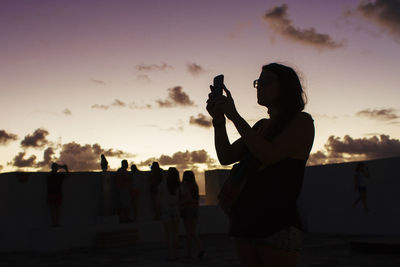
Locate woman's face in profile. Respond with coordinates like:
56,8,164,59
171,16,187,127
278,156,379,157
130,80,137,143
256,70,280,107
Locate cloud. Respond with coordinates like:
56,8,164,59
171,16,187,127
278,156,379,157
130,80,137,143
139,149,215,170
307,134,400,166
189,113,212,128
91,79,106,85
187,63,206,76
136,62,174,72
0,129,18,145
57,142,135,171
356,108,399,121
9,152,37,168
91,104,110,110
136,74,151,82
355,0,400,37
92,99,152,110
20,128,49,148
36,147,56,168
111,99,126,108
63,108,72,116
91,99,126,110
157,86,195,108
263,4,344,49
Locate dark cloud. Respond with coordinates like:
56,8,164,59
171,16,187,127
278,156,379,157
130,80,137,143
356,108,399,121
20,128,49,148
63,108,72,116
356,0,400,36
157,86,195,108
263,4,344,49
189,113,212,128
36,147,56,168
91,79,106,85
58,142,134,171
0,129,18,145
187,63,206,76
307,134,400,166
136,62,174,72
139,149,215,170
9,152,37,168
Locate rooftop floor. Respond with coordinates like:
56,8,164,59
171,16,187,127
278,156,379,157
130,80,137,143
1,233,400,267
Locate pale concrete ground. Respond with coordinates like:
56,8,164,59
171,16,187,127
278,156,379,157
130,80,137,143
1,234,400,267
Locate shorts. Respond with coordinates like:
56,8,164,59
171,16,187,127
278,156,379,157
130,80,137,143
358,186,367,193
162,207,180,222
180,207,198,219
48,193,62,206
232,226,302,252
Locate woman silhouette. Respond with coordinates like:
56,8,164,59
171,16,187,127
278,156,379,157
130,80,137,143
207,63,314,267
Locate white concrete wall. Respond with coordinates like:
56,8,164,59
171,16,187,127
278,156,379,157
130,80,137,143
0,170,227,252
205,157,400,236
1,157,399,252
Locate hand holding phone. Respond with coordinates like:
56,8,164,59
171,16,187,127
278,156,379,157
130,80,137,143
212,74,224,97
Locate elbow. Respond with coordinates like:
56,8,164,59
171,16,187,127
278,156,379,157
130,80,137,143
217,155,234,166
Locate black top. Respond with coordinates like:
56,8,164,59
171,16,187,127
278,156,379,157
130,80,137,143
47,173,66,195
229,119,306,238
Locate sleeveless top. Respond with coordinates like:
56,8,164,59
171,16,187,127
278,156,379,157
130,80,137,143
228,118,307,238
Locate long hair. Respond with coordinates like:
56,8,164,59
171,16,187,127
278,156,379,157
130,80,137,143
262,63,306,141
166,167,180,195
182,170,199,200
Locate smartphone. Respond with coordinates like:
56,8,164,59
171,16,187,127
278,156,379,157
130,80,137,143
212,74,224,96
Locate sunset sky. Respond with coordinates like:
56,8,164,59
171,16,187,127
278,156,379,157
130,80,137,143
1,0,400,191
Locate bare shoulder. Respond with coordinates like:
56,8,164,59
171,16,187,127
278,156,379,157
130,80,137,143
289,112,314,132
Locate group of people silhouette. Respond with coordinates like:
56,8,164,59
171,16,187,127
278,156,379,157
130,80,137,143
47,154,204,261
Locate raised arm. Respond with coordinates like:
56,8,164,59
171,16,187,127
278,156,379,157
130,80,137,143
207,88,246,165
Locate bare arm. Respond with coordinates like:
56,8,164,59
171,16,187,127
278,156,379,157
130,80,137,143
214,123,246,165
230,112,315,166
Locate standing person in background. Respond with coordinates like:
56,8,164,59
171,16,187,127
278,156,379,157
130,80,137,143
160,167,181,261
180,170,204,259
47,163,69,227
149,162,162,220
130,164,140,222
100,154,108,172
115,160,133,223
100,154,113,216
352,162,370,212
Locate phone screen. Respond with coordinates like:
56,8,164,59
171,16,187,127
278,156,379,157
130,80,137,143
213,75,224,96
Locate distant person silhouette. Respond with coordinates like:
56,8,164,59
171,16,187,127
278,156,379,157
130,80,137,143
115,159,133,223
100,154,108,172
130,164,140,222
160,167,181,261
352,162,370,212
149,162,163,220
47,163,69,227
100,154,113,216
207,63,314,267
180,170,204,259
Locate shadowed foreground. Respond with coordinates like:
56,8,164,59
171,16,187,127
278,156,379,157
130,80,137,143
1,233,400,267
